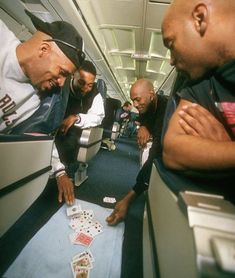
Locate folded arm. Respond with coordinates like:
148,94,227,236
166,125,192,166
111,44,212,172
163,99,235,170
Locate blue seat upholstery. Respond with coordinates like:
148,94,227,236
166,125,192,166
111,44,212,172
101,97,122,150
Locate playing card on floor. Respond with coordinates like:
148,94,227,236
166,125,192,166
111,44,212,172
67,205,82,217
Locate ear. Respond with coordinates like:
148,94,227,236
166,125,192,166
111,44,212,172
149,90,155,100
38,42,51,57
192,3,208,36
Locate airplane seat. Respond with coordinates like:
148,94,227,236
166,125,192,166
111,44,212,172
96,78,107,108
101,97,121,151
73,79,107,186
9,84,69,136
0,134,54,237
143,75,235,278
143,157,235,278
74,126,104,186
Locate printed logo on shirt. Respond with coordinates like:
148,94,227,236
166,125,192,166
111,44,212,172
220,102,235,135
0,94,17,126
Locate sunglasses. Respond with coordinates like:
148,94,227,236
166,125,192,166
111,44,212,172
44,39,86,65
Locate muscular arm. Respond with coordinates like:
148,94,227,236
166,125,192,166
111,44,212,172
163,99,235,170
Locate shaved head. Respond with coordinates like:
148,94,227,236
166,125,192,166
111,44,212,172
130,79,154,96
162,0,235,80
130,79,156,114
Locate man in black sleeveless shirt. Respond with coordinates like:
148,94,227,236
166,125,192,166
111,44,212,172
106,79,167,225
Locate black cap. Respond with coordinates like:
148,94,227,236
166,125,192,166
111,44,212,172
25,9,85,68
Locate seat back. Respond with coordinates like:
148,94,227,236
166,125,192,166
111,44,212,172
96,78,107,107
10,80,70,135
0,134,54,236
102,98,121,129
101,98,122,150
74,79,107,186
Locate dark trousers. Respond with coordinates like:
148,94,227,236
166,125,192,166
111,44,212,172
55,126,82,165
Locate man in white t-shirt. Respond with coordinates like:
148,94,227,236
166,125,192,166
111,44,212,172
0,10,85,205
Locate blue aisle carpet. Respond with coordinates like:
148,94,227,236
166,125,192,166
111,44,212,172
0,136,146,278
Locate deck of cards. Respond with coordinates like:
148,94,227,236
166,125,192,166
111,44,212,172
66,203,103,277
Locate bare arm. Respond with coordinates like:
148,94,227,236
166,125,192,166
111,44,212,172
106,190,137,226
163,99,235,170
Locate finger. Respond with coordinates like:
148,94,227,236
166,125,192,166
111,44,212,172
181,105,222,137
182,104,211,125
106,213,115,223
178,110,202,134
58,190,63,203
63,125,70,135
178,118,199,136
66,185,75,205
106,213,122,226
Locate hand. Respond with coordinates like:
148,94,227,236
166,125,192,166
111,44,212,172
178,103,231,142
120,112,129,119
56,174,75,205
59,115,79,135
137,126,151,148
106,199,129,226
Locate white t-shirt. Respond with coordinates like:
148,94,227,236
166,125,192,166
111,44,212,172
0,20,40,132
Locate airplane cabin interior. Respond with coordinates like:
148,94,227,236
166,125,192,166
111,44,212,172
0,1,235,278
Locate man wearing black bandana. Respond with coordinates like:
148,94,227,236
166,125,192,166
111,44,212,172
0,9,85,205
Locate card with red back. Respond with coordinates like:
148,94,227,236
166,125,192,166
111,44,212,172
74,232,94,247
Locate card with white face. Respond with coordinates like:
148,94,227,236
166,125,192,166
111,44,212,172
103,196,116,204
74,250,94,263
81,210,94,219
82,220,103,237
67,205,82,217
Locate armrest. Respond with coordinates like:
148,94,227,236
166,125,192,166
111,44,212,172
143,158,235,278
77,127,103,162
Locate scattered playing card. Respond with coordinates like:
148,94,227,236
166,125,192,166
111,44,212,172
76,250,94,263
74,232,94,247
66,203,104,277
103,196,116,204
67,205,82,217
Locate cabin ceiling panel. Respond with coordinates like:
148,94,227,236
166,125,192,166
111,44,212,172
76,0,173,100
77,0,144,27
145,2,169,29
148,31,168,58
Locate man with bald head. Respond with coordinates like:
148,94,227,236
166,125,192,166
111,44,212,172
106,79,167,225
161,0,235,174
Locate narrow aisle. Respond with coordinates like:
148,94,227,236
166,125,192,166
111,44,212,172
75,136,140,205
76,136,146,278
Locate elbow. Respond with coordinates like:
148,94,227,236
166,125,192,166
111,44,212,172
162,141,186,171
162,149,179,170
